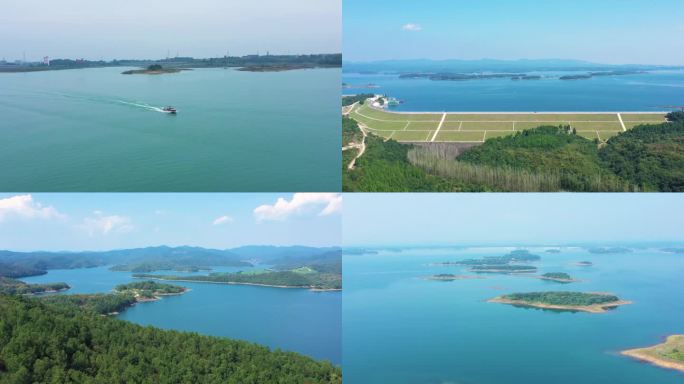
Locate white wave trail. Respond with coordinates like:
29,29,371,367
116,100,166,112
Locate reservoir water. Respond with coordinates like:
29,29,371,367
343,70,684,112
0,67,341,191
22,265,342,364
343,246,684,383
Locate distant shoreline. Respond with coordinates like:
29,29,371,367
121,68,190,75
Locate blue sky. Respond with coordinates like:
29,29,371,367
0,193,341,251
343,193,684,246
0,0,340,61
344,0,684,64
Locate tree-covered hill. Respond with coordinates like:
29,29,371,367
599,121,684,191
0,295,341,384
343,133,483,192
0,245,340,278
343,117,684,192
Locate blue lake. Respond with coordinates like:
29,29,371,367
343,246,684,383
0,67,341,191
343,70,684,112
23,265,341,364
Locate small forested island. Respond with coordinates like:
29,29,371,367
662,248,684,254
342,83,381,89
0,277,69,295
470,265,537,274
424,274,485,281
110,263,213,273
511,75,541,80
121,64,188,75
622,335,684,372
587,247,632,254
134,267,342,291
237,64,318,72
0,295,341,383
538,272,577,283
559,74,593,80
114,281,187,302
436,250,541,267
575,261,593,266
489,291,631,313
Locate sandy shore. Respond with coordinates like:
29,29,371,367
488,296,632,313
622,335,684,372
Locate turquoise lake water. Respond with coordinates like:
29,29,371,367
0,67,340,191
22,266,341,364
343,246,684,383
343,70,684,112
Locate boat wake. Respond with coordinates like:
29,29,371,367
38,91,175,113
116,100,169,113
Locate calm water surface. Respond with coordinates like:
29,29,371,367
344,246,684,383
343,70,684,112
23,265,341,364
0,67,340,191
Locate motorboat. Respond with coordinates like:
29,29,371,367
162,106,177,114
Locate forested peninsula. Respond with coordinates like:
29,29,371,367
135,268,342,291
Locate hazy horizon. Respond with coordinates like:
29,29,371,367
344,0,684,65
342,57,683,67
0,0,340,62
343,194,684,246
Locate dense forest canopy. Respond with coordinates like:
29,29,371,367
342,131,481,192
599,121,684,191
39,293,138,315
0,295,341,383
342,116,364,147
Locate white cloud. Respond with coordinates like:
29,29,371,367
0,194,65,222
402,23,422,31
254,193,342,222
81,212,133,236
212,215,234,226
